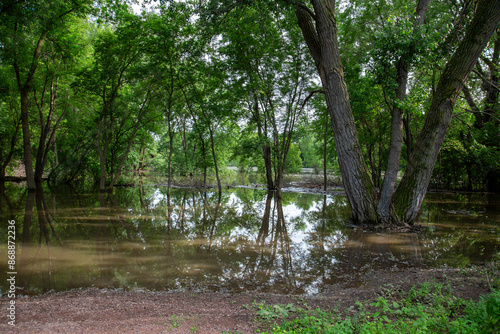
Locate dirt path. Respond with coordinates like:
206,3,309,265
0,267,491,333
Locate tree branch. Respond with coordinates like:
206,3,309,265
282,0,316,20
299,89,324,112
295,5,321,67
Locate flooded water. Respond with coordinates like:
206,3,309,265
0,180,499,296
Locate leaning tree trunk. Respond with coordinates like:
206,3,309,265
377,0,430,223
393,0,500,223
296,1,377,223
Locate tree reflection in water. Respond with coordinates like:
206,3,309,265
19,188,62,293
0,184,498,295
240,191,299,293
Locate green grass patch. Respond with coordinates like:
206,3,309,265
258,283,500,334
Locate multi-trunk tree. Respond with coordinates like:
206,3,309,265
294,0,500,224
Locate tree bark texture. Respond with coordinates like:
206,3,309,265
296,1,377,223
377,0,429,223
393,0,500,223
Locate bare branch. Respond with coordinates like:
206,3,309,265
299,89,324,112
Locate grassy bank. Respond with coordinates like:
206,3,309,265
261,285,498,333
249,266,500,334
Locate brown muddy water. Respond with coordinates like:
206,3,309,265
0,182,499,296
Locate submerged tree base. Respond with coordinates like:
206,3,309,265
354,220,421,232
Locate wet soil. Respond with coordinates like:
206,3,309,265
1,266,492,334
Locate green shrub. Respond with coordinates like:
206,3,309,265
451,290,500,334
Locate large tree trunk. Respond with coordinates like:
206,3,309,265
393,0,500,223
376,59,407,222
377,0,429,223
296,1,377,223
